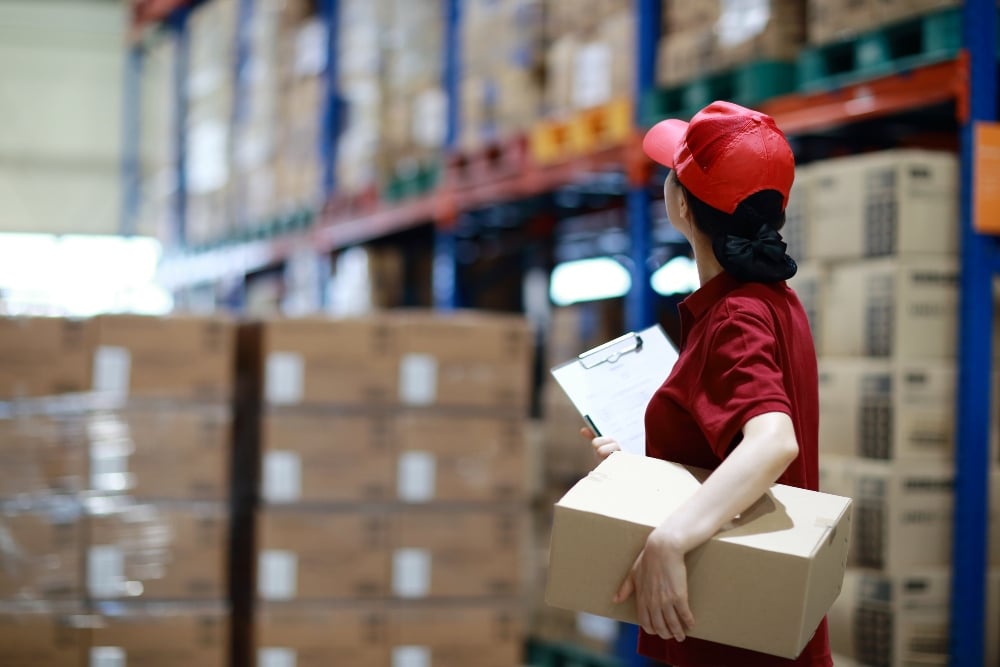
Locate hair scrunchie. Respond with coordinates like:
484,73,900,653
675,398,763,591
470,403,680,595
712,225,797,283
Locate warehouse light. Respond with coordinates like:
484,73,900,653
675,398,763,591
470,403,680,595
549,257,631,306
0,233,172,316
651,256,700,296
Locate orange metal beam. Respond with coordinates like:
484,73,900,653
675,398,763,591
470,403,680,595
761,58,966,135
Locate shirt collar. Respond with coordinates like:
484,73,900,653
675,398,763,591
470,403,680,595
677,271,743,347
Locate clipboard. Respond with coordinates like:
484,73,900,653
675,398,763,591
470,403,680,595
550,324,678,456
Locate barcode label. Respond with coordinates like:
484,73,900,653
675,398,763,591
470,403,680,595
399,354,437,406
392,646,430,667
266,352,305,405
263,451,302,503
397,451,436,503
91,646,126,667
88,545,124,598
258,647,296,667
392,548,431,598
93,346,131,398
258,550,297,600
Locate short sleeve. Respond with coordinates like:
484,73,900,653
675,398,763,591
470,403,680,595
689,307,791,459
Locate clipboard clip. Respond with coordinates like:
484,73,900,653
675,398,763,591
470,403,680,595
578,332,644,369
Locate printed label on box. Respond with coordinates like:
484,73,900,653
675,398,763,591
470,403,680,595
88,545,124,598
259,550,297,600
91,646,126,667
572,42,612,109
397,451,436,502
263,451,303,503
392,645,431,667
90,442,132,493
93,346,132,398
399,354,437,406
259,647,297,667
392,548,431,598
266,352,305,405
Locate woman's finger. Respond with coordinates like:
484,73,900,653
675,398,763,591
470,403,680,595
595,442,620,461
663,604,686,642
613,571,635,604
579,426,595,440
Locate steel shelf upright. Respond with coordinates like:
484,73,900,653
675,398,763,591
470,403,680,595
319,0,341,200
433,0,463,311
625,0,661,334
169,7,191,248
121,44,144,236
951,0,1000,664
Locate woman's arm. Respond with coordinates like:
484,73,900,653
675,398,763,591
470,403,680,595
615,411,799,641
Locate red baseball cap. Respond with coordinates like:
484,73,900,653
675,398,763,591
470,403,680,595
642,101,795,214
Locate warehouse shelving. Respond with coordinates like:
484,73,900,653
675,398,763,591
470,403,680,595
123,1,999,665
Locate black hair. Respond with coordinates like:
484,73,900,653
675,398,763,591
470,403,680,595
677,183,797,283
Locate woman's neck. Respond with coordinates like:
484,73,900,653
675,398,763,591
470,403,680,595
692,234,724,287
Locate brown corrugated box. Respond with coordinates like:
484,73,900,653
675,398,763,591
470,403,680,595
255,508,390,601
546,453,852,659
0,412,86,497
387,602,525,667
86,501,228,601
0,501,83,601
259,412,394,504
0,317,92,399
87,407,231,501
394,413,528,503
254,603,389,666
0,603,88,667
90,315,235,402
89,603,229,667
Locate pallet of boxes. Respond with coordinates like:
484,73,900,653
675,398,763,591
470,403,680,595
786,149,1000,666
0,315,235,667
237,311,534,667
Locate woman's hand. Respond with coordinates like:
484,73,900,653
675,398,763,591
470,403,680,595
614,526,695,641
579,426,621,463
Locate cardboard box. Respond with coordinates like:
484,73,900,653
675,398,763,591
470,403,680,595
828,568,999,667
821,257,957,359
387,602,524,667
807,0,881,45
545,452,852,659
848,460,1000,570
0,317,92,399
393,413,528,503
392,311,533,411
244,317,397,407
782,164,812,264
817,359,961,460
391,508,526,599
541,382,597,484
787,261,827,354
91,315,235,402
88,603,229,667
0,603,88,667
86,501,228,600
0,501,83,600
254,603,388,666
87,406,231,500
260,412,394,504
0,412,86,497
256,508,390,600
807,150,958,261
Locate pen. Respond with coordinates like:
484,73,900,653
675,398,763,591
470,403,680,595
583,415,602,437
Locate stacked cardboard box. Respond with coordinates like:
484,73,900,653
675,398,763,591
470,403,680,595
657,0,805,87
460,0,545,150
238,311,533,667
544,0,633,118
806,0,960,45
786,149,1000,666
185,0,238,245
137,35,177,242
0,315,236,667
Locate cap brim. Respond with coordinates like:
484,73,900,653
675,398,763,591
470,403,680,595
642,119,688,168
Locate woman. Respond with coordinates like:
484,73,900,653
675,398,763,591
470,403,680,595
584,101,831,666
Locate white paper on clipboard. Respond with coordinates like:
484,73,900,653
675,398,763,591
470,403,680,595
550,324,678,455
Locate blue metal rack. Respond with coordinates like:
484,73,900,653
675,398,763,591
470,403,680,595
319,0,341,200
120,46,143,236
951,0,999,664
169,7,191,248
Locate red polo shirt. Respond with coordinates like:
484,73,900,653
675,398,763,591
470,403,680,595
640,271,831,667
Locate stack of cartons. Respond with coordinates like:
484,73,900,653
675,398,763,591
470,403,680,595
786,149,1000,665
274,1,324,212
137,35,177,242
656,0,804,87
543,0,633,118
0,315,236,667
806,0,959,45
238,311,533,667
185,0,238,245
460,0,545,150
